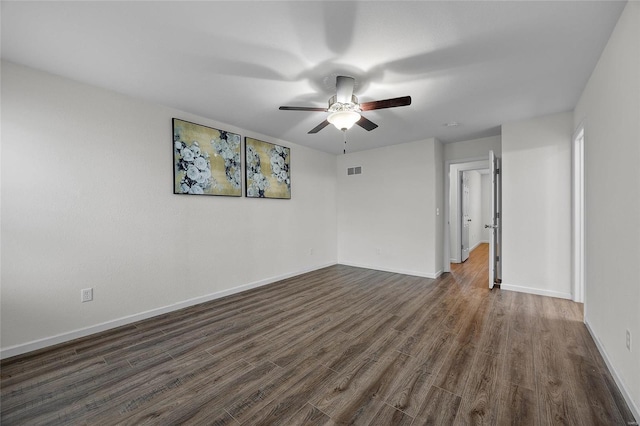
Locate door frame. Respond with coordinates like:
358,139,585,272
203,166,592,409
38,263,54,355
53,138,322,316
489,150,501,288
443,157,490,273
460,170,471,262
572,123,586,304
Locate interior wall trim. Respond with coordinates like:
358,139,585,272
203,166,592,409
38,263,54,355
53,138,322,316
500,283,572,300
338,262,442,280
585,319,640,422
0,262,337,360
470,241,483,252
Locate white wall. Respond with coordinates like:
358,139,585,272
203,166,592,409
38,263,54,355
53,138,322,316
434,139,444,272
444,135,501,162
501,111,573,299
574,1,640,416
1,61,338,356
336,139,442,278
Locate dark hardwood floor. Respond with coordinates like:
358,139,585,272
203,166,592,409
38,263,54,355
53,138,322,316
1,244,636,425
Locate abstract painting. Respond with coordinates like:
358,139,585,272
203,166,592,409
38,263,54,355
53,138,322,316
173,118,242,196
245,137,291,199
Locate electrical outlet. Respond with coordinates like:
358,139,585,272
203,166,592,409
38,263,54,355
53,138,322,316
626,329,631,351
81,288,93,303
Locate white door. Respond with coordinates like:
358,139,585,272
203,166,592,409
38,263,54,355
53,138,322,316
487,151,501,289
461,172,470,262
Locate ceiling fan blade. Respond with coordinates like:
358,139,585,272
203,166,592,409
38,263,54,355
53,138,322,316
356,116,378,131
308,120,330,134
335,76,355,104
360,96,412,111
279,106,327,112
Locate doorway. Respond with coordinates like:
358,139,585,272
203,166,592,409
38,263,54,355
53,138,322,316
444,155,501,290
444,159,489,272
448,163,490,264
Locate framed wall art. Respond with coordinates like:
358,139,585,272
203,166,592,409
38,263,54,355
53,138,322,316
245,137,291,199
173,118,242,196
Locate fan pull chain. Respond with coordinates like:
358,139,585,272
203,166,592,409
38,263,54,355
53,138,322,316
343,129,347,154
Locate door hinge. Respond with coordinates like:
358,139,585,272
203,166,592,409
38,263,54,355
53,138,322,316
496,255,500,262
496,212,500,219
496,168,500,174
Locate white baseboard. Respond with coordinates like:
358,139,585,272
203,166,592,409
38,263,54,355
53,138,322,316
500,283,572,300
585,319,640,422
0,262,337,360
339,262,441,279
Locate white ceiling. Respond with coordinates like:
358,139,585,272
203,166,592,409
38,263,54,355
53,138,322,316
1,1,626,154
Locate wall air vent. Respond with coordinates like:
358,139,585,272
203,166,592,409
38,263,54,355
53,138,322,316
347,166,362,176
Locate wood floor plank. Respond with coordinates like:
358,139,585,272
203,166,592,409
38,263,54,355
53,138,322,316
601,370,638,425
118,360,278,424
368,403,414,426
531,295,567,380
413,385,462,426
288,403,332,425
477,290,510,357
433,340,476,396
392,278,446,333
1,245,634,426
321,314,399,373
545,297,592,362
536,373,582,426
239,363,336,425
454,290,493,347
79,355,250,425
386,328,456,417
454,352,500,425
509,292,537,335
1,358,131,424
503,325,535,391
316,351,413,425
565,353,625,425
361,329,406,362
312,357,379,417
430,286,468,333
396,284,458,357
269,327,354,368
496,382,537,426
38,353,245,425
224,355,325,423
1,352,106,395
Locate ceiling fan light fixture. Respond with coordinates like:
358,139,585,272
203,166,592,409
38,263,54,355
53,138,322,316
328,110,361,131
279,75,410,134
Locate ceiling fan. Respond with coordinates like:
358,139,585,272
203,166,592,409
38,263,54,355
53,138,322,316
279,76,411,134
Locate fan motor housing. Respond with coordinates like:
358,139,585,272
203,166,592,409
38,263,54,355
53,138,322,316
328,95,361,113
